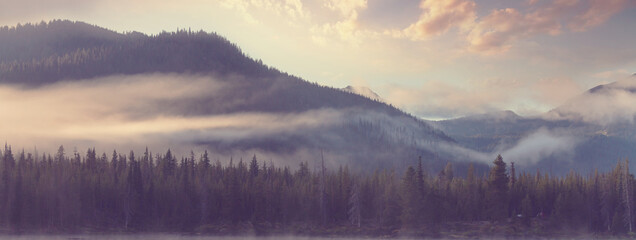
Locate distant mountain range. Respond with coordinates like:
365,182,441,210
435,75,636,174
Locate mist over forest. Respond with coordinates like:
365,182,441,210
1,19,636,238
0,20,474,174
2,20,636,175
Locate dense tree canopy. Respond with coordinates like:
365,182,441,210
0,144,634,237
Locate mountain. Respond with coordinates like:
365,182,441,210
341,85,383,101
0,20,470,172
436,75,636,174
547,75,636,128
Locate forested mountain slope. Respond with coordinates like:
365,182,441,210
0,20,468,172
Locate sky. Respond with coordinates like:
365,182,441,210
1,0,636,119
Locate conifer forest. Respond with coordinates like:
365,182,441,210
0,144,634,237
2,20,636,239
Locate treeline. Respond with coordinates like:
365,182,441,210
0,144,634,236
0,20,273,85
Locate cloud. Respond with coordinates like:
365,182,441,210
592,69,634,84
399,0,476,40
385,75,594,119
310,0,375,45
547,75,636,125
500,127,580,166
385,78,526,119
466,7,560,53
310,13,364,45
424,122,581,167
0,73,429,170
0,74,345,152
419,126,581,167
467,0,632,53
324,0,367,17
219,0,308,25
568,0,631,32
434,141,492,163
387,0,634,54
60,110,344,140
0,74,218,138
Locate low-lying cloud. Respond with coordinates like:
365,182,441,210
0,74,343,157
385,77,583,119
547,76,636,125
1,73,446,171
500,128,580,166
425,127,581,169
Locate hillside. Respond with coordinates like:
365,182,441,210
0,20,467,172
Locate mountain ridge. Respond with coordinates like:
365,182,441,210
0,20,467,172
341,85,383,101
437,75,636,173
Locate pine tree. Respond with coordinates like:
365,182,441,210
401,166,418,229
589,170,604,232
249,154,259,178
520,194,532,225
487,154,509,220
201,150,210,169
348,181,361,227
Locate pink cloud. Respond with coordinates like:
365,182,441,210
397,0,633,54
402,0,476,40
467,6,563,53
569,0,631,32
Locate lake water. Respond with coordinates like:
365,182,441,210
0,235,602,240
0,235,384,240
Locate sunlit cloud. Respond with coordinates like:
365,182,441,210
383,0,634,54
0,74,350,155
309,0,376,45
221,0,308,24
467,0,632,53
568,0,631,32
397,0,476,40
324,0,367,17
0,74,223,137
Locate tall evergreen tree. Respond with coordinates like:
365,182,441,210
249,154,259,178
487,154,509,220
